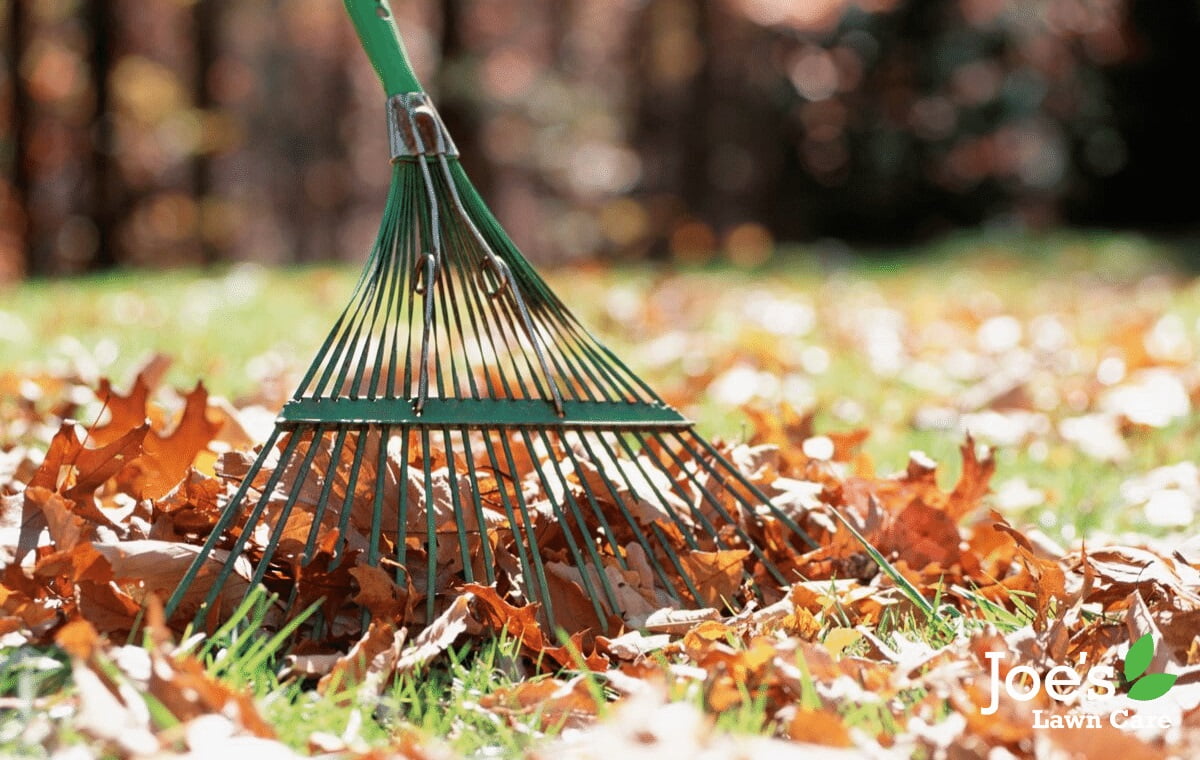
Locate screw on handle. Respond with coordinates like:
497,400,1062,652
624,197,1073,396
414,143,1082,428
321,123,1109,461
343,0,424,96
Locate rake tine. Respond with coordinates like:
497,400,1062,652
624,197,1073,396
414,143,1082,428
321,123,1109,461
475,268,537,400
399,168,421,399
433,165,491,400
165,427,283,619
384,184,414,400
430,230,466,400
280,428,342,621
300,428,349,567
248,426,328,590
599,433,705,551
365,213,404,400
329,252,386,398
434,153,566,413
644,432,788,582
560,431,630,571
367,424,391,566
573,432,694,604
395,431,412,585
301,174,399,397
459,425,495,584
516,429,611,625
588,432,708,604
442,225,499,399
480,430,538,602
363,417,390,634
677,431,819,551
422,427,437,623
532,428,623,616
328,426,369,569
197,429,303,620
497,432,557,625
608,431,753,601
444,428,475,583
350,220,398,400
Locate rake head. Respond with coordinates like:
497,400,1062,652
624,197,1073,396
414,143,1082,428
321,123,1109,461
164,0,816,635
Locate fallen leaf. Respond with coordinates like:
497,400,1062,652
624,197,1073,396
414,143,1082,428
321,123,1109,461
124,383,221,499
349,564,409,622
480,675,599,730
786,707,853,746
92,540,253,623
678,549,750,608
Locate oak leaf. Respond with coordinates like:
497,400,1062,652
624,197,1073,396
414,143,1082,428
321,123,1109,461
90,376,152,446
678,549,750,608
123,383,220,500
28,422,148,503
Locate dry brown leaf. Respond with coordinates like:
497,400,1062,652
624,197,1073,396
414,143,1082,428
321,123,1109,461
92,539,253,622
946,434,996,521
480,675,599,730
75,579,142,633
33,540,113,587
155,467,224,537
786,707,853,746
642,606,720,634
991,513,1067,626
393,592,473,673
28,422,148,502
318,621,406,699
884,500,963,573
1078,545,1200,608
0,571,58,636
124,383,221,499
25,487,91,551
318,593,473,702
53,617,100,660
89,376,152,446
596,630,671,660
463,583,608,671
678,549,750,608
349,564,409,622
69,654,159,755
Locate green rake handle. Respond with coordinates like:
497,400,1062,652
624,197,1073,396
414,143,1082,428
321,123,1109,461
344,0,424,95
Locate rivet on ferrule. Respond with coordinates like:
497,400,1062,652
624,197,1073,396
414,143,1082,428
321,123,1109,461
387,92,459,160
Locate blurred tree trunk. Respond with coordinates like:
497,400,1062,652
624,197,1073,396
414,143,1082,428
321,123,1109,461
632,0,712,257
274,15,353,264
437,0,486,187
8,0,33,276
192,0,219,265
85,0,116,270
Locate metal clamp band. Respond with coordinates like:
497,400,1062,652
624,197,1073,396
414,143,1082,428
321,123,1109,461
387,92,459,159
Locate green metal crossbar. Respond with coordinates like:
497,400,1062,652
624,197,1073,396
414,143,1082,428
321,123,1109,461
279,398,691,428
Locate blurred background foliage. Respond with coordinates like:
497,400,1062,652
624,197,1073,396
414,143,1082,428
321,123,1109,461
0,0,1197,280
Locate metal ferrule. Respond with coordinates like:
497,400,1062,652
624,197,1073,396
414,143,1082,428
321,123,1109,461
387,92,459,160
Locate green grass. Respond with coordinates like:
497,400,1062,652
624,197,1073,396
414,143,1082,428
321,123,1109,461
0,591,562,758
0,647,77,758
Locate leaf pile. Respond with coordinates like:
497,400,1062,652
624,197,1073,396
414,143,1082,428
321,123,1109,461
3,346,1199,758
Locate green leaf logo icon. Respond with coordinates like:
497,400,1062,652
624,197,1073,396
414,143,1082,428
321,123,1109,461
1123,633,1178,701
1129,673,1177,701
1124,633,1154,681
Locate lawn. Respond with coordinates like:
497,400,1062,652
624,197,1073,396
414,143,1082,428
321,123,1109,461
2,231,1199,758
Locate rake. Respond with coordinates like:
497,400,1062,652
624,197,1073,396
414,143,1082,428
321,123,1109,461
164,0,816,634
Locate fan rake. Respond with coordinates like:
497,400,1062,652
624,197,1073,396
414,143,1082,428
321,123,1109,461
165,0,816,634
